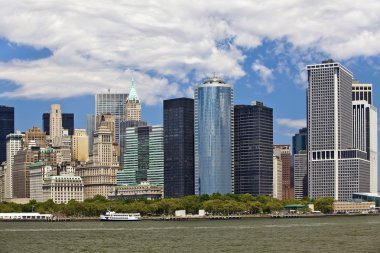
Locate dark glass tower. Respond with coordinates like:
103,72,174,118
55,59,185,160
292,127,307,155
43,113,74,135
234,101,273,195
163,98,194,198
0,106,14,163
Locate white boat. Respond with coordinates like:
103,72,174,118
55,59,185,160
100,211,142,221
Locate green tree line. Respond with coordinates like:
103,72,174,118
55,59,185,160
0,194,334,217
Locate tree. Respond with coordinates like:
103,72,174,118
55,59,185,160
314,197,334,214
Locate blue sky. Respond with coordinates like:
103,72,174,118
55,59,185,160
0,1,379,186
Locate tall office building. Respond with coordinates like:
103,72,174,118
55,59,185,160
234,102,273,196
352,82,377,193
294,150,308,199
163,98,194,198
43,112,74,136
24,126,48,149
125,78,141,121
0,106,14,164
307,60,370,201
4,132,24,199
117,125,164,187
273,145,293,199
86,114,95,154
194,76,234,195
292,128,307,156
71,129,89,162
95,92,128,145
50,104,63,147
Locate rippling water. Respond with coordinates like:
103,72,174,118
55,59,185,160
1,216,379,252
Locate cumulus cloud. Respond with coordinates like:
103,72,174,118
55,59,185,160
251,60,274,93
277,118,306,129
1,1,380,102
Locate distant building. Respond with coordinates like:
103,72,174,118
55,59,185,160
352,193,380,208
5,132,24,199
29,163,55,202
71,129,89,162
195,76,234,195
163,98,194,198
43,175,84,204
272,155,282,200
293,150,308,199
0,163,5,202
273,145,293,200
24,126,48,149
292,128,307,156
108,181,163,200
95,92,128,145
117,125,164,187
76,165,118,199
86,114,95,154
49,104,63,146
333,201,375,214
0,105,14,164
234,102,273,196
125,78,141,121
43,112,74,136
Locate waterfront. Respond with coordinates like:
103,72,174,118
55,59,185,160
0,216,379,252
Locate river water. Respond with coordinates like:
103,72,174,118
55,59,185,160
0,216,379,252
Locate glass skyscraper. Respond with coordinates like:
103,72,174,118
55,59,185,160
0,106,14,164
194,76,234,195
164,98,194,198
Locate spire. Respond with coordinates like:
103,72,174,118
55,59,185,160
127,77,140,101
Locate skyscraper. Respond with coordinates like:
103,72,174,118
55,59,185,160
71,129,89,162
4,132,24,199
307,60,370,201
43,113,74,136
352,82,377,193
95,92,128,145
234,102,273,196
273,154,282,199
0,106,14,164
117,125,164,187
86,114,95,154
292,128,307,156
125,78,141,121
294,150,308,199
273,145,293,199
163,98,194,198
194,76,234,195
50,104,63,147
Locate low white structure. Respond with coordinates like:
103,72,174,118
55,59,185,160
333,201,376,213
175,210,186,217
0,212,53,220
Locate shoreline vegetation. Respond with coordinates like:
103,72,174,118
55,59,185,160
0,193,345,218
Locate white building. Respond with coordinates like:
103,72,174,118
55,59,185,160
5,132,24,199
43,175,84,204
307,60,370,201
29,163,54,202
50,104,63,147
273,155,283,200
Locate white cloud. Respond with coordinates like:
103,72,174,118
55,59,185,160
1,1,380,102
277,118,306,129
251,60,274,93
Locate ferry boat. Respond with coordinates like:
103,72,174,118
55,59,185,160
100,211,142,221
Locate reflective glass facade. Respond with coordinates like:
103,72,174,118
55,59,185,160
0,106,14,164
194,77,233,195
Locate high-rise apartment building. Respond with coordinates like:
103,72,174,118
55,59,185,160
125,78,141,121
4,132,24,199
194,76,234,195
307,60,370,201
50,104,63,147
95,92,128,145
273,145,293,200
0,106,14,164
71,129,89,162
117,125,164,187
294,150,308,199
43,112,74,136
163,98,194,198
234,102,273,196
352,82,377,193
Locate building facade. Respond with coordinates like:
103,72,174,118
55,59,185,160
43,112,74,136
307,60,370,201
273,155,282,199
108,181,163,200
194,76,234,195
5,132,24,199
292,128,307,156
234,102,273,196
24,126,48,149
49,104,63,147
163,98,194,198
71,129,89,162
273,145,293,200
0,105,14,164
125,78,141,121
118,125,164,187
43,175,84,204
293,150,308,199
86,114,95,154
95,92,128,145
